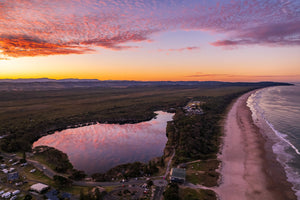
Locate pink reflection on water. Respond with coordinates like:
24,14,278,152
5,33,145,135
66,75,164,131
33,111,174,174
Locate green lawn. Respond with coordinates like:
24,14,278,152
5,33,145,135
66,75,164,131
186,160,220,186
179,188,217,200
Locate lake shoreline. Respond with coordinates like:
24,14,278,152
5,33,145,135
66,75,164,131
217,91,296,199
33,111,174,175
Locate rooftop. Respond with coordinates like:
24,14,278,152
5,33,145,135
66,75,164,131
170,168,186,179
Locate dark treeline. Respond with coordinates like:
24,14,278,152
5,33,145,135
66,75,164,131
91,160,161,181
33,146,73,173
166,91,251,164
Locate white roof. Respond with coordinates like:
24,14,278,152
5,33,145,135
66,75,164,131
30,183,49,193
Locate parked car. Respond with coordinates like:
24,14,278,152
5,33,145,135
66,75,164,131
1,192,11,199
10,196,17,200
12,190,20,195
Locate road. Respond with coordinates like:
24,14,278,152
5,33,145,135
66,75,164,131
153,186,164,200
27,159,57,178
27,159,149,187
164,148,175,178
152,148,175,200
74,179,145,187
2,149,178,200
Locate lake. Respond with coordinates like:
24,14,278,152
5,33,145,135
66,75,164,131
33,111,174,174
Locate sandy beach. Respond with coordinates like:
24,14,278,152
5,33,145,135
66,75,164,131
217,91,296,200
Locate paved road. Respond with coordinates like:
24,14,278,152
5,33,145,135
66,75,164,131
164,148,175,178
152,148,175,200
153,180,168,200
27,159,57,178
74,179,145,187
153,186,164,200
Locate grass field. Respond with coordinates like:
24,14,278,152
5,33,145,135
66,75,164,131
179,187,217,200
185,160,220,186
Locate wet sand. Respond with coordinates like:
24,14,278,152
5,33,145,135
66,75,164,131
217,91,296,200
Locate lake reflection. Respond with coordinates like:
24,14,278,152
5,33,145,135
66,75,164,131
33,111,174,174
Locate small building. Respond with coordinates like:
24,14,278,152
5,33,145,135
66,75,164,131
30,183,49,194
45,189,59,200
7,172,19,182
170,168,186,183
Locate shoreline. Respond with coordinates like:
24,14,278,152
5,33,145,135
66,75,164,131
33,111,174,175
216,91,296,200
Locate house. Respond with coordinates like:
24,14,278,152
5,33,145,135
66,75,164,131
45,189,59,200
170,168,186,183
30,183,49,193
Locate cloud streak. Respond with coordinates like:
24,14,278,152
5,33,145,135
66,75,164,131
158,46,200,53
0,35,94,57
185,72,300,81
211,21,300,47
0,0,299,58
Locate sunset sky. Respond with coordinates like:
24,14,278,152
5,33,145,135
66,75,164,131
0,0,299,82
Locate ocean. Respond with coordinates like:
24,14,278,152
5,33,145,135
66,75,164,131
247,83,300,199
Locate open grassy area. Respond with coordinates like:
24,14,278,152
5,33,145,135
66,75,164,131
179,188,217,200
185,160,220,186
20,164,54,186
62,185,91,196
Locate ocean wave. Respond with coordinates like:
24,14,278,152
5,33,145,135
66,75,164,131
247,88,300,199
266,120,300,155
248,88,300,155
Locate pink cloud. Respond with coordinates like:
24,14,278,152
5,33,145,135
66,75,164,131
211,21,300,47
0,35,94,57
0,0,299,58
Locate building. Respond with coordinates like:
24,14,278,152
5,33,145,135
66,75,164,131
45,189,59,200
7,172,19,182
170,168,186,183
30,183,49,194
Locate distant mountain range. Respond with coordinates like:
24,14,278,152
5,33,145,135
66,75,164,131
0,78,100,83
0,78,292,91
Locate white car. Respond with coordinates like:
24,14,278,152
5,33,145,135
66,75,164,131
10,196,17,200
9,168,15,172
12,190,20,195
30,169,36,173
0,191,4,195
20,163,28,167
1,192,11,199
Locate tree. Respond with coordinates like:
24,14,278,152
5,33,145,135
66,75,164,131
24,194,32,200
69,170,86,180
163,183,179,200
20,151,27,163
53,175,72,188
80,189,85,200
147,180,153,187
